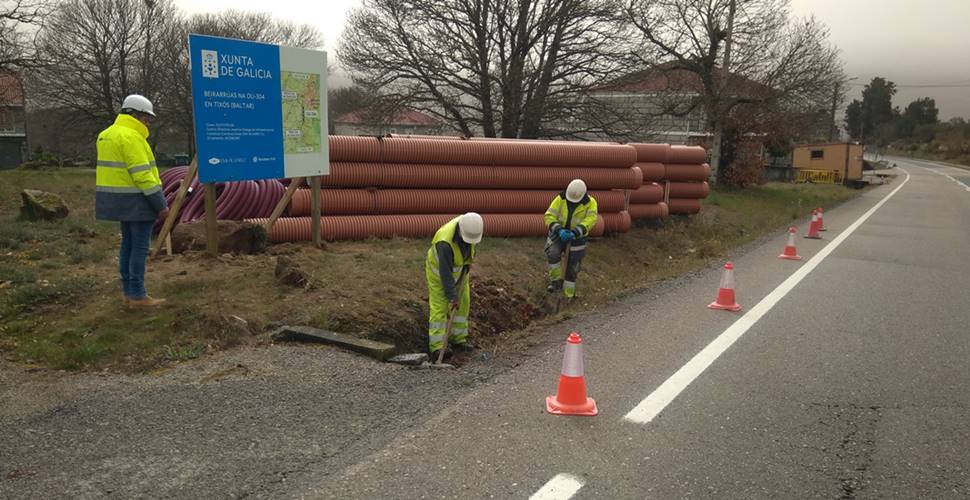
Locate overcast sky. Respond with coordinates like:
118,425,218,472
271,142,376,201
174,0,970,119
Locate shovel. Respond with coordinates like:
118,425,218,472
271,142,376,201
555,240,571,313
436,271,469,365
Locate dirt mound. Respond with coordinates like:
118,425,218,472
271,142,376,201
471,279,539,338
362,279,538,354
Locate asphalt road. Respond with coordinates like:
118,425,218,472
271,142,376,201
291,158,969,499
2,157,967,499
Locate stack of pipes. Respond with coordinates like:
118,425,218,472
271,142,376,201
628,143,711,217
250,136,642,242
665,145,711,215
627,144,670,220
155,166,286,234
158,136,709,242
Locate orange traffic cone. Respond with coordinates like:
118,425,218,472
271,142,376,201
708,262,742,312
805,210,822,239
817,207,827,231
546,333,598,416
778,226,802,260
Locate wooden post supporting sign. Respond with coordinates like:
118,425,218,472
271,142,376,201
150,158,198,259
310,176,322,247
204,183,218,256
264,177,305,237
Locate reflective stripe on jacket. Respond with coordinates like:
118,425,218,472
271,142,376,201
95,114,166,221
543,193,598,237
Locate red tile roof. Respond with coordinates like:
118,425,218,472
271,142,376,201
335,108,440,126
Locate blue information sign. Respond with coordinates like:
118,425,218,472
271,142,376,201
189,34,328,183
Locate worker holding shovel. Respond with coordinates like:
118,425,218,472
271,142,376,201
544,180,598,300
425,212,484,360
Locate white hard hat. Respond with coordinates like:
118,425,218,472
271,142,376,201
121,94,156,117
566,179,587,203
458,212,483,244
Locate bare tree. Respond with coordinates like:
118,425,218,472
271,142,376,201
180,10,322,49
29,3,322,157
0,0,50,72
340,0,642,139
28,0,181,124
626,0,843,178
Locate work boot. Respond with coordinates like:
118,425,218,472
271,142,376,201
128,296,166,309
546,280,563,293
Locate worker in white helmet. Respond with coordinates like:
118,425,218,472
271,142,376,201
424,212,484,357
95,94,168,308
544,179,598,299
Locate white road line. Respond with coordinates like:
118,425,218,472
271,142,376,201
922,165,970,191
623,169,912,425
530,473,585,500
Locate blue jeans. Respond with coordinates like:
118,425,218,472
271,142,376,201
119,221,154,299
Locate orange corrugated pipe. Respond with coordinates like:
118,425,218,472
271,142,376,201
663,163,711,182
636,162,666,182
248,213,628,242
630,143,670,163
328,135,637,167
329,136,382,162
629,202,669,219
288,189,628,216
379,138,637,168
385,134,464,140
601,211,631,234
629,183,664,204
320,162,642,190
667,181,710,199
386,134,622,145
668,198,702,214
668,145,708,164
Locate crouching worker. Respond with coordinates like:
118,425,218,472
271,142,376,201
544,179,597,299
425,212,484,358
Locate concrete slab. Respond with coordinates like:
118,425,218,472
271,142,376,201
387,353,429,366
271,326,396,361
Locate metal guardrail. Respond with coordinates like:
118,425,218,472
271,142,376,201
796,169,843,184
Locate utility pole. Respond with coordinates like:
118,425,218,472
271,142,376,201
828,81,841,142
708,0,735,185
830,76,857,142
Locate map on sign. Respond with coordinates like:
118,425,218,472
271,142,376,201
281,71,322,154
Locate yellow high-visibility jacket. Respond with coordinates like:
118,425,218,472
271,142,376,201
95,114,166,221
544,193,598,239
425,216,475,295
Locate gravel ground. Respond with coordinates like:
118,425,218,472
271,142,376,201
0,342,514,499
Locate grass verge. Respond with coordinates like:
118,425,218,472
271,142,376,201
1,169,860,372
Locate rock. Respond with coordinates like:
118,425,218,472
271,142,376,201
274,256,309,288
411,361,455,370
20,189,69,221
170,221,267,255
388,353,429,366
223,315,253,336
